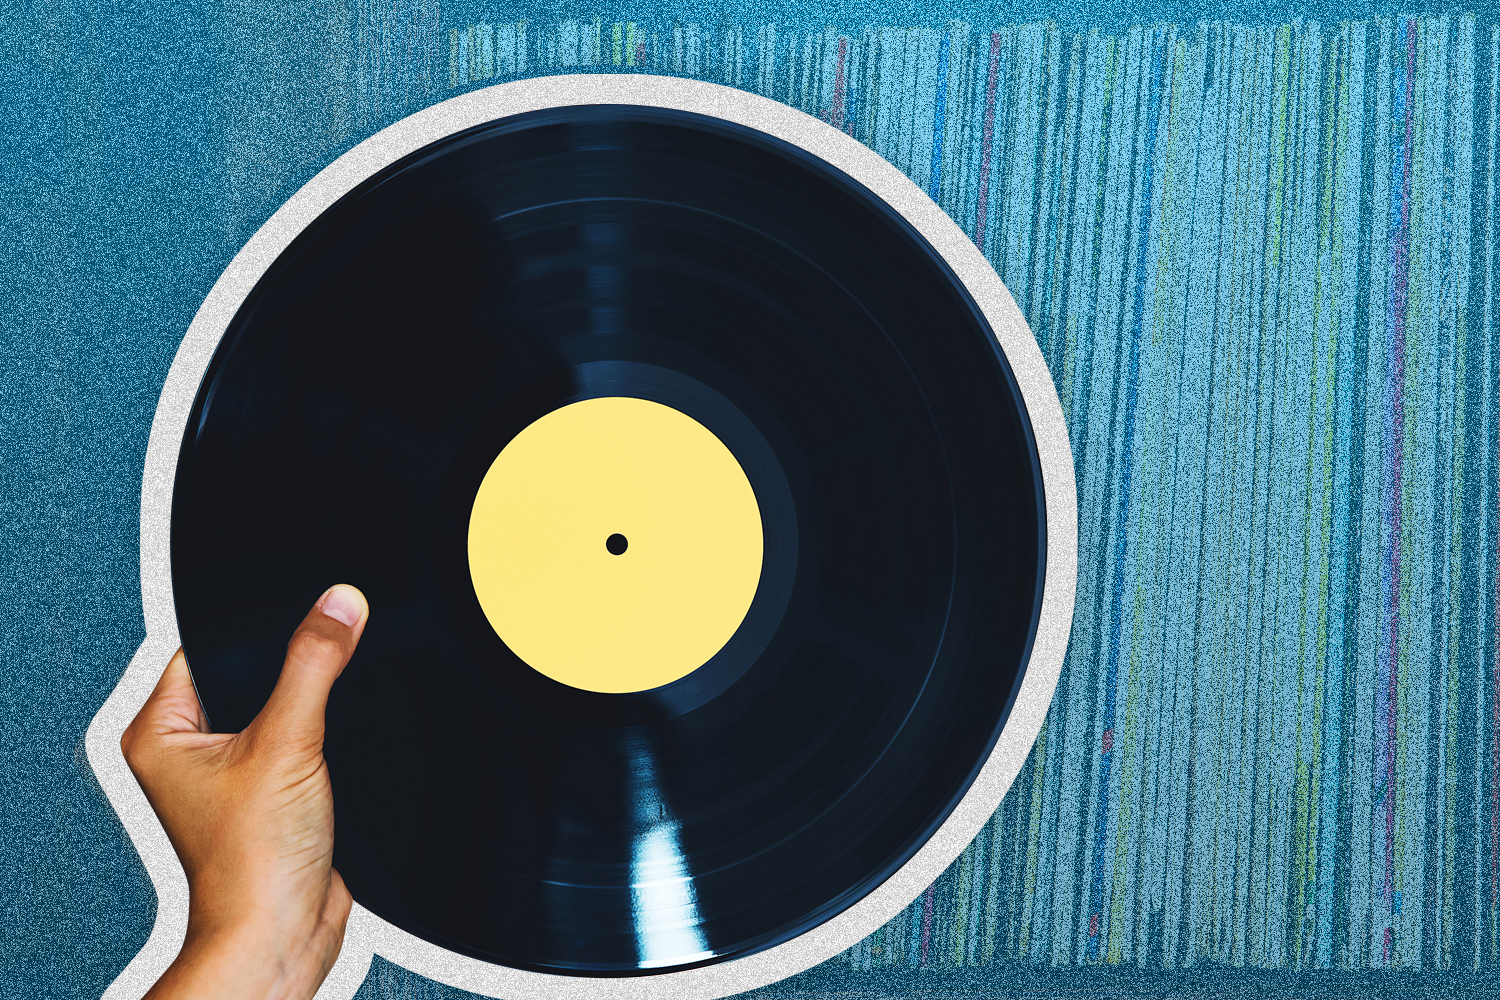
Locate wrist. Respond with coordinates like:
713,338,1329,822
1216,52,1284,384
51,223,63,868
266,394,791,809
148,912,336,1000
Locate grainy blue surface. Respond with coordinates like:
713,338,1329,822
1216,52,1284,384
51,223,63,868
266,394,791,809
4,1,1500,997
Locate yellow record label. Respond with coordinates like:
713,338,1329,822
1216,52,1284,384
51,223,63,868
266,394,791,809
468,396,764,693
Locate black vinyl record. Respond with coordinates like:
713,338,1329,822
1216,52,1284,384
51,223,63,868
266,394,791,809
171,104,1046,975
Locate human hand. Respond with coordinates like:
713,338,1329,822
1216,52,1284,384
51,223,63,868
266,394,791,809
121,585,369,1000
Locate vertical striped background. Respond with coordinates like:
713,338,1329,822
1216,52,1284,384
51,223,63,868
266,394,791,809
361,5,1500,979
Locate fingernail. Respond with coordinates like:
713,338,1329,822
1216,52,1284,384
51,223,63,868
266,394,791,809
319,585,364,628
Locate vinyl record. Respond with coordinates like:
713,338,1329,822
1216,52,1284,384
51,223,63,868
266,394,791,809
171,96,1049,978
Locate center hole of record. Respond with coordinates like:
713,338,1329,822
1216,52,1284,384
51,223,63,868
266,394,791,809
606,533,628,555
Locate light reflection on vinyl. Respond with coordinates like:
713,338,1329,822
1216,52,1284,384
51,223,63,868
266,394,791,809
627,747,711,969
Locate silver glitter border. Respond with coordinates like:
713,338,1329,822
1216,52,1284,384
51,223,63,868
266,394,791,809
86,74,1078,1000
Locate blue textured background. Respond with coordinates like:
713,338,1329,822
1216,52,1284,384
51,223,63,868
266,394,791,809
4,1,1500,997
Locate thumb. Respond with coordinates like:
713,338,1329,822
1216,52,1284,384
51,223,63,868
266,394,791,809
252,584,368,748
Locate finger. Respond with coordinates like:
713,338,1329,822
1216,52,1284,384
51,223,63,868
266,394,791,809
125,648,210,742
252,584,369,748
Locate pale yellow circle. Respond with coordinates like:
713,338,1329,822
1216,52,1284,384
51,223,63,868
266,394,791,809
467,396,764,693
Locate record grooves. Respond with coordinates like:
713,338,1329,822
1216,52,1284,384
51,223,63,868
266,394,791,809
171,105,1046,975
